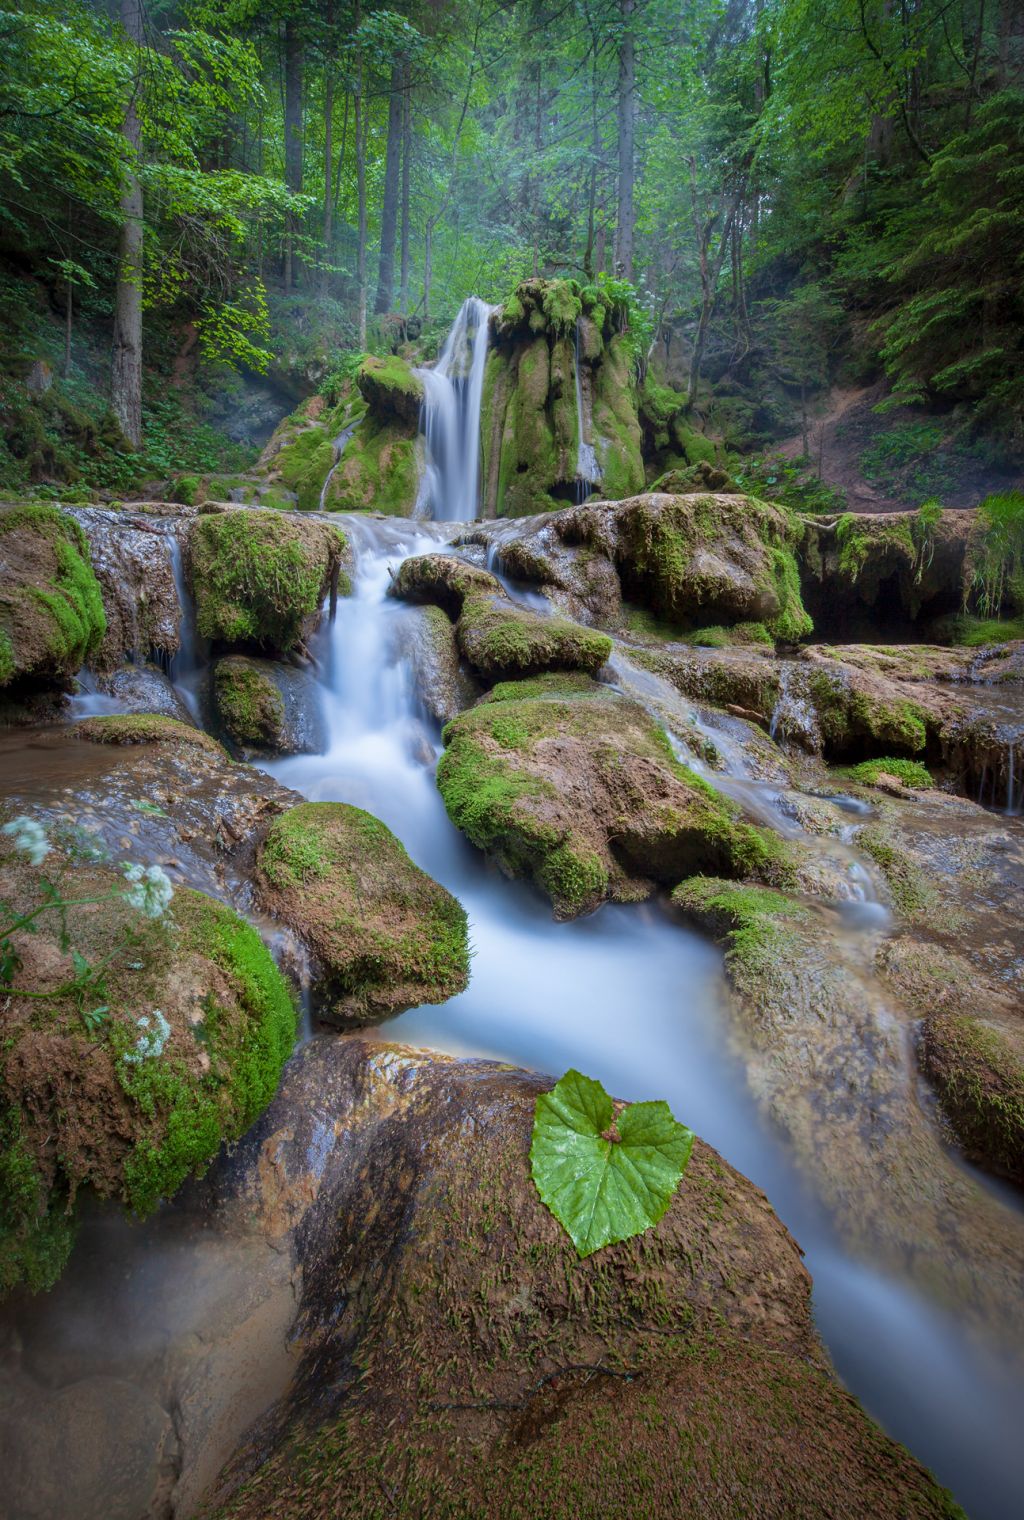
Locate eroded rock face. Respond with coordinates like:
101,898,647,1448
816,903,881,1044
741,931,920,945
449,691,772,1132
69,505,185,671
437,674,790,917
254,801,470,1025
198,1037,960,1520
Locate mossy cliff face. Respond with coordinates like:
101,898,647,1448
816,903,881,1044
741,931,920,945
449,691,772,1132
481,279,645,517
437,676,792,918
389,551,612,681
187,508,346,653
255,801,470,1025
261,355,423,516
0,840,296,1300
0,503,106,690
200,1038,963,1520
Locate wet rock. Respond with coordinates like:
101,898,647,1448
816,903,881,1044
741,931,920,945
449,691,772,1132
389,551,504,617
0,504,106,691
95,663,193,722
187,508,346,654
254,801,470,1025
437,674,792,917
199,1037,961,1520
398,604,480,724
213,655,326,756
0,833,296,1297
462,515,624,624
69,505,184,671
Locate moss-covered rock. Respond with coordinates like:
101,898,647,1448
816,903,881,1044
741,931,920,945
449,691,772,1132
320,416,420,515
188,508,345,652
214,656,286,750
0,503,106,690
255,801,470,1025
920,1015,1024,1184
456,593,611,680
0,839,296,1299
202,1038,964,1520
673,877,813,1013
615,492,812,641
591,333,645,501
73,711,228,756
437,677,793,917
355,353,424,425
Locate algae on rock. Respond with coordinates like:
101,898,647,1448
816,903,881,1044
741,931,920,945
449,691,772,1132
255,801,470,1025
0,503,106,690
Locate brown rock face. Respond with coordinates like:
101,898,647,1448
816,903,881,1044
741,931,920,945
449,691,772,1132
70,505,185,671
199,1038,960,1520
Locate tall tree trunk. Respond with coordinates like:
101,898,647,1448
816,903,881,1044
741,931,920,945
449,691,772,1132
685,157,738,407
322,2,334,292
399,63,411,313
996,0,1023,86
284,19,304,289
354,17,367,347
112,0,144,449
613,0,636,281
375,61,405,313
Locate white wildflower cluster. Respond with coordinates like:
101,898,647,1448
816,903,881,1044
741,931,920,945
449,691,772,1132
123,1009,171,1065
1,816,51,866
121,862,174,919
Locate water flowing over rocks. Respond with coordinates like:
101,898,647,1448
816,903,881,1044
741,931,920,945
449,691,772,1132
68,504,185,670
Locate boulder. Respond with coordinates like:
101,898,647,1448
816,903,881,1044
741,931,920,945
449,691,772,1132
213,655,326,756
437,675,793,917
254,801,470,1025
187,508,346,653
397,604,480,725
89,663,194,723
0,504,106,690
198,1037,963,1520
0,832,296,1298
355,353,424,425
69,506,184,671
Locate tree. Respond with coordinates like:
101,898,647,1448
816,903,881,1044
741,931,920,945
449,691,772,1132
111,0,144,448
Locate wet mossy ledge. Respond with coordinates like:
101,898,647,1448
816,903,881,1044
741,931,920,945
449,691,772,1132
0,840,297,1300
437,676,793,918
0,502,106,691
255,801,470,1025
186,506,346,653
389,552,612,680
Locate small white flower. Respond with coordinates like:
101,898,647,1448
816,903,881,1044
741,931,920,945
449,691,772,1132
121,862,174,919
1,816,50,867
123,1009,171,1065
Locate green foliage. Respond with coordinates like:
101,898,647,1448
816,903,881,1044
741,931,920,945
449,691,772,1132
730,455,847,515
843,758,933,789
0,1105,76,1297
529,1069,694,1257
967,490,1024,617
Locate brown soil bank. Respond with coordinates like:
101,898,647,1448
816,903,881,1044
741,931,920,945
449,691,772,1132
201,1039,961,1520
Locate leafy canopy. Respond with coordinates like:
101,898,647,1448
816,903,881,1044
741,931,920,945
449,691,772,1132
530,1068,694,1257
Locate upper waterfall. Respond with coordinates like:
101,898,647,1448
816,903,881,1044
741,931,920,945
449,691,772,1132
415,296,493,522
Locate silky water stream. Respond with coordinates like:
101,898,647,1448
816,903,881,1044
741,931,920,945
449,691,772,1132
258,514,1024,1520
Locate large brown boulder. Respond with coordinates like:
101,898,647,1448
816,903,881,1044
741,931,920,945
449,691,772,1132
198,1037,962,1520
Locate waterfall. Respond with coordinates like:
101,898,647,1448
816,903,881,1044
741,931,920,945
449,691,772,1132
573,320,601,504
318,422,358,511
416,296,493,522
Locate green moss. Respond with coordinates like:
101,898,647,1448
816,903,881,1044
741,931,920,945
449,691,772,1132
674,876,807,961
0,503,106,687
321,418,419,516
806,670,929,755
214,658,286,750
189,509,344,650
537,843,609,911
0,1105,76,1297
935,613,1024,647
437,729,553,855
275,423,339,511
764,545,813,642
120,890,297,1217
356,354,424,422
74,712,227,755
457,594,612,680
256,802,470,1020
856,825,934,917
482,671,603,704
842,758,933,788
922,1014,1024,1182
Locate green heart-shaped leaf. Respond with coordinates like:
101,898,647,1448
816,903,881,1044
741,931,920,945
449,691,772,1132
529,1069,694,1257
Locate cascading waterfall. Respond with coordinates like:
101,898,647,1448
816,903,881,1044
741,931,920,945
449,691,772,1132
415,296,494,522
573,319,602,504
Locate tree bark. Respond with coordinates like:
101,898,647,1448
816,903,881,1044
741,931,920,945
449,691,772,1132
685,157,738,407
112,0,144,449
354,9,367,346
375,61,405,313
283,19,304,289
613,0,636,281
322,1,334,292
399,63,412,313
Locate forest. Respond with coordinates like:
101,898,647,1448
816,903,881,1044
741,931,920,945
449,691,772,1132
1,5,1024,1520
1,0,1022,503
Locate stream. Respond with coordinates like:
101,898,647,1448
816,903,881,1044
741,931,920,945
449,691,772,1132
2,301,1023,1520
